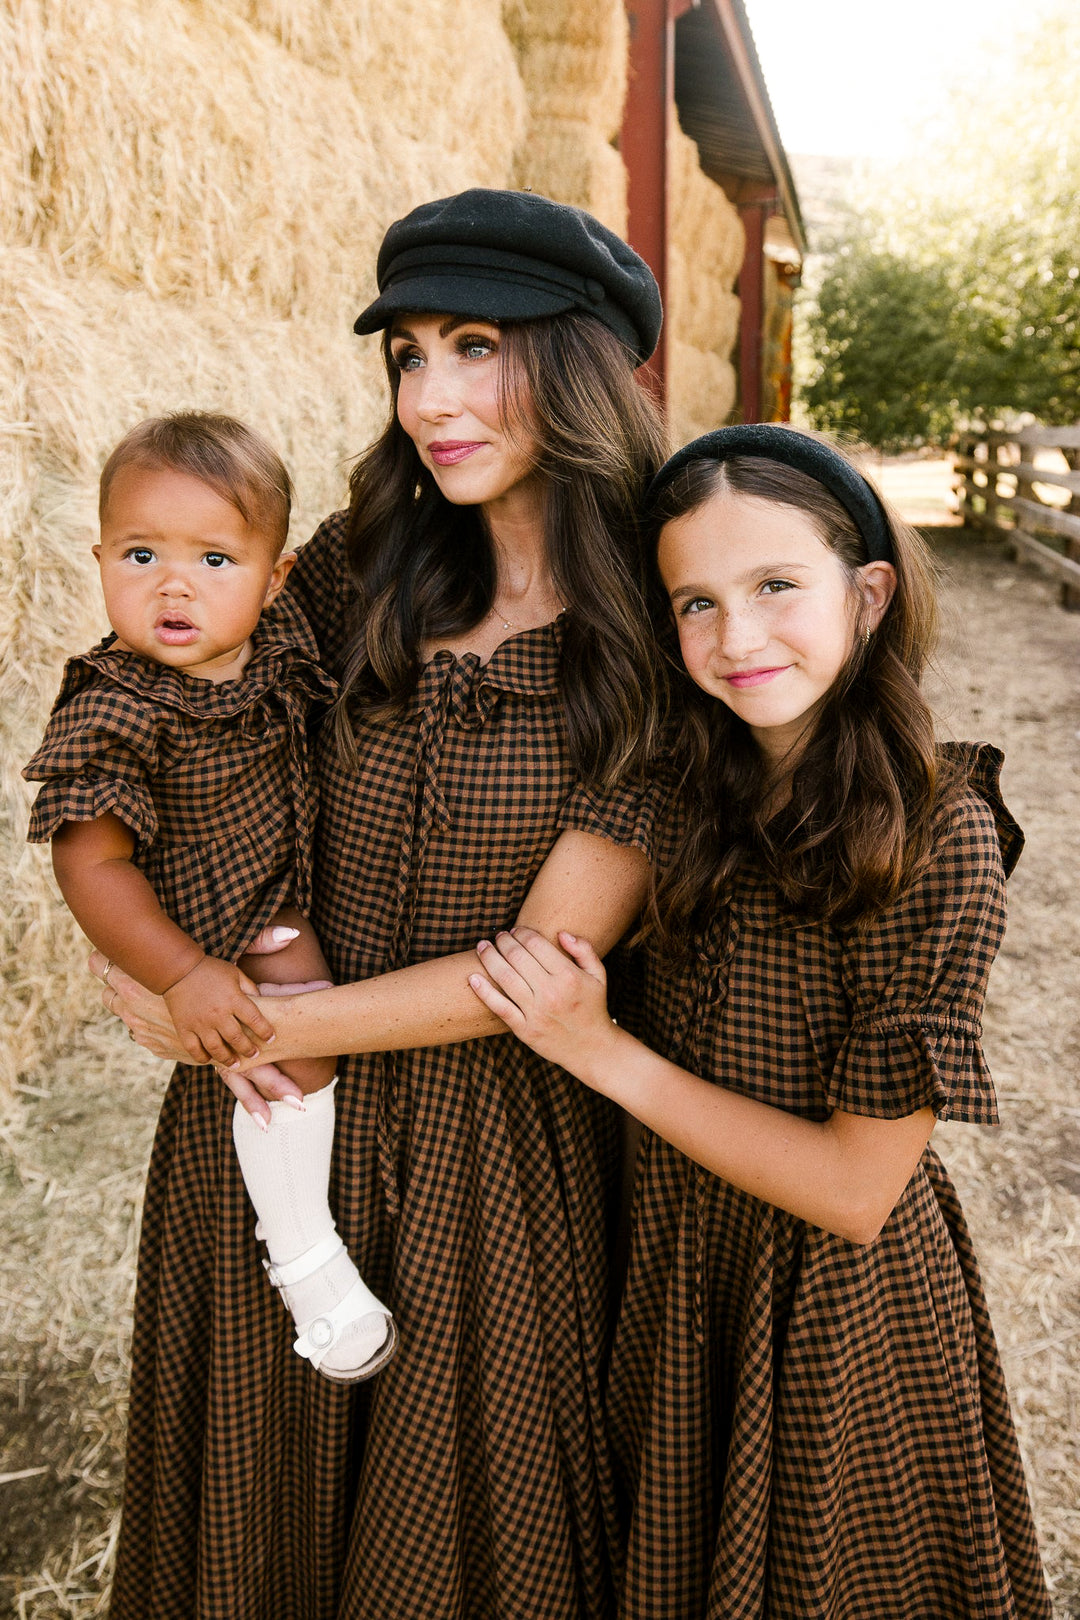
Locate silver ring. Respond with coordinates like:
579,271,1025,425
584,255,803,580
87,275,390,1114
106,985,119,1014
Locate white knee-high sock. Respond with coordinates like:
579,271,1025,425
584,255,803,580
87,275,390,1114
232,1083,390,1376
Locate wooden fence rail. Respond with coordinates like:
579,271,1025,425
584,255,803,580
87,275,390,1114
954,424,1080,610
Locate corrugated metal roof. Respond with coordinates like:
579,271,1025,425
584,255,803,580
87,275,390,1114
674,0,805,263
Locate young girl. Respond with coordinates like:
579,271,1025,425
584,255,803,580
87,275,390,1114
470,425,1053,1618
24,412,395,1383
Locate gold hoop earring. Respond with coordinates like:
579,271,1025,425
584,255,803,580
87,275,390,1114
864,626,872,647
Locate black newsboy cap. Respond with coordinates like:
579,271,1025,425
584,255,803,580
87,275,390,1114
354,188,662,367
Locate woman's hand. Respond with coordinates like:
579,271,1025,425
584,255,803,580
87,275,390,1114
469,928,620,1085
91,949,188,1060
240,923,305,956
89,950,306,1120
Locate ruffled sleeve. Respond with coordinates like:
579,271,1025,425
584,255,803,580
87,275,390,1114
824,745,1020,1125
24,665,161,850
558,761,677,865
286,510,357,676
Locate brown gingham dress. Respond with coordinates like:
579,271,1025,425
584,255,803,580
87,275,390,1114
23,592,333,958
106,512,661,1620
609,745,1052,1620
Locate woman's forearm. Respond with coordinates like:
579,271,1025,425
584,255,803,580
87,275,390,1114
254,949,503,1061
245,831,650,1067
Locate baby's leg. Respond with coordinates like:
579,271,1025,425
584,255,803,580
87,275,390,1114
232,905,395,1381
237,904,334,1094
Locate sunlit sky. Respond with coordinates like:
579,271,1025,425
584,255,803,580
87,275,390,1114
741,0,1031,158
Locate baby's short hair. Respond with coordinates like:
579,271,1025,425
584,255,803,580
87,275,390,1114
99,412,293,551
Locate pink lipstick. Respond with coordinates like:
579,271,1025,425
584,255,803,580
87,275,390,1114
428,440,484,466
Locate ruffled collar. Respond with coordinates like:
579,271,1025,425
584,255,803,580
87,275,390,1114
417,616,564,703
67,592,334,719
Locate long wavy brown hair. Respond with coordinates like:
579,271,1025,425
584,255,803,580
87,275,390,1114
647,449,958,941
331,311,669,787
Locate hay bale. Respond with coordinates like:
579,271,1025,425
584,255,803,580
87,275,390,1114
513,120,627,234
5,0,525,316
0,0,534,1099
667,338,739,446
503,0,627,138
666,119,743,440
504,0,628,233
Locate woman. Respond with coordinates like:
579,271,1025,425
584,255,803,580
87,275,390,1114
101,189,669,1620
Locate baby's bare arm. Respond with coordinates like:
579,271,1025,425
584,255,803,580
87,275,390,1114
53,812,205,993
52,812,275,1062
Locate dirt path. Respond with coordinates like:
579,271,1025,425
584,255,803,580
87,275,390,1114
919,522,1080,1616
1,512,1078,1617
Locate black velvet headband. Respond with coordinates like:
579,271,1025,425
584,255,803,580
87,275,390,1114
646,425,895,565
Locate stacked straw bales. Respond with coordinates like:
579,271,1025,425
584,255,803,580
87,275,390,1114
1,0,750,1099
504,0,630,231
1,0,527,1094
666,116,745,443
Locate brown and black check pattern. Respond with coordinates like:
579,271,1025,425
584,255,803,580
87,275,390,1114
109,513,664,1620
24,593,335,961
608,745,1052,1619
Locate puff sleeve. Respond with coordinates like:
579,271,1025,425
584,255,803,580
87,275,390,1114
24,675,161,851
286,511,356,676
558,764,676,865
824,778,1016,1125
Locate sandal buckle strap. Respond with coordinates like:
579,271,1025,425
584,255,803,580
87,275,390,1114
262,1230,344,1290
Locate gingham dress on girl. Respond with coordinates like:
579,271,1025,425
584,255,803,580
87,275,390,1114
24,592,334,958
608,745,1052,1620
107,511,662,1620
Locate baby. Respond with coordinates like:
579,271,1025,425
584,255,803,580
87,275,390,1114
24,411,394,1382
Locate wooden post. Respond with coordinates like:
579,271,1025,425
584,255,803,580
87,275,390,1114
738,202,766,423
1013,431,1035,522
622,0,695,403
973,437,990,527
987,437,1005,544
1063,447,1080,611
955,434,972,526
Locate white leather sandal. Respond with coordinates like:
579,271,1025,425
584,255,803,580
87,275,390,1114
263,1232,398,1383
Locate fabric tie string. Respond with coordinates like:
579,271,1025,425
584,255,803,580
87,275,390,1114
378,654,502,1216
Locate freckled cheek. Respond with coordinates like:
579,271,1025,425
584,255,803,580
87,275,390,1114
676,621,715,676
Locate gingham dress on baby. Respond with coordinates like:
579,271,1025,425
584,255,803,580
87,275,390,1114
24,592,334,959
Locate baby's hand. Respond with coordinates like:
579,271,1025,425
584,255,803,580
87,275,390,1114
163,955,277,1066
469,928,620,1086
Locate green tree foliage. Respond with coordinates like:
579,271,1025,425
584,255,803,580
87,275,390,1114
802,8,1080,448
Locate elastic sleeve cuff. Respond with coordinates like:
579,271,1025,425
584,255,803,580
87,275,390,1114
26,775,158,851
824,1016,1000,1125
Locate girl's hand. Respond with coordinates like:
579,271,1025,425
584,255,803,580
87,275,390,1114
469,928,620,1084
162,955,277,1066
